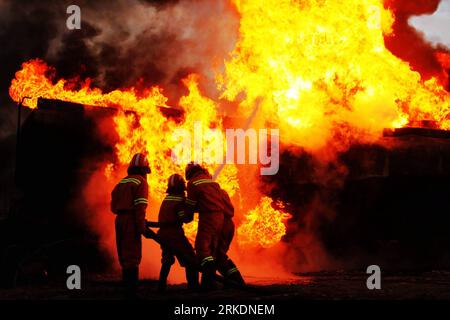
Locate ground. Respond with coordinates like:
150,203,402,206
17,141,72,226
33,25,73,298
0,270,449,300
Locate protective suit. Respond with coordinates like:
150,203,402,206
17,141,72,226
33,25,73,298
185,163,244,289
111,153,151,297
156,174,199,291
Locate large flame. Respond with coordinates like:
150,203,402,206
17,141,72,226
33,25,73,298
9,59,238,198
219,0,450,152
8,58,286,247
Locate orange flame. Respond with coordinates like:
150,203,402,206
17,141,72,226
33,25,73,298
8,58,286,246
219,0,450,150
237,197,291,248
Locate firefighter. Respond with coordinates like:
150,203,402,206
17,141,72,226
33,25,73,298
156,173,199,292
110,153,152,298
216,188,245,285
184,162,244,290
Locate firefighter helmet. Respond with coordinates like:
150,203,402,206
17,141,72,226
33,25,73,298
167,174,186,192
129,153,151,174
185,162,203,180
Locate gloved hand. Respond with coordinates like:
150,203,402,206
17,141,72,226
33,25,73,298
143,228,156,239
146,220,160,228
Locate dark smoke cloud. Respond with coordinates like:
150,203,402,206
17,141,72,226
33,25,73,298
384,0,450,84
0,0,238,136
68,0,239,100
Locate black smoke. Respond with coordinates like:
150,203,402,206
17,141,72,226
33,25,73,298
384,0,450,85
0,0,238,138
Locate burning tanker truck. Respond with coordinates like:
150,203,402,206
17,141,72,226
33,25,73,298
0,0,450,297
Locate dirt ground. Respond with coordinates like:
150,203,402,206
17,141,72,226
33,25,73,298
0,270,449,300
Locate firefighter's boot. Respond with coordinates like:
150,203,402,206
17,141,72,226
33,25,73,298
158,263,172,292
122,267,139,299
226,260,245,286
200,260,217,291
185,267,200,291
